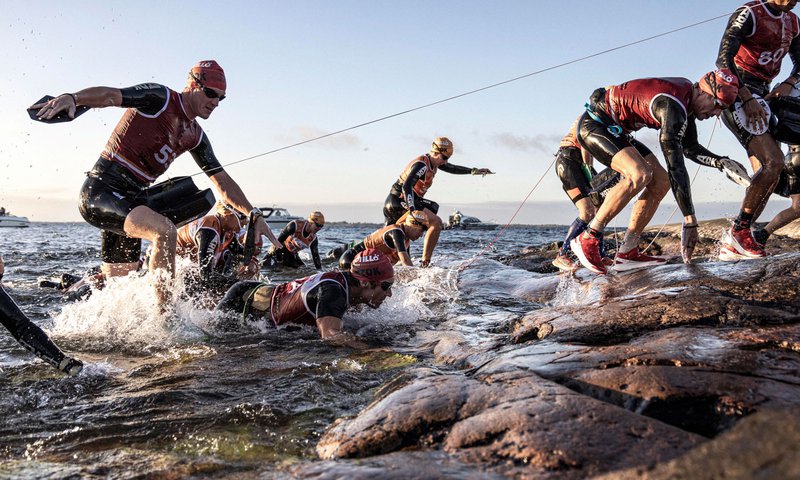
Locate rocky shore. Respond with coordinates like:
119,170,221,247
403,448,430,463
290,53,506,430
296,219,800,479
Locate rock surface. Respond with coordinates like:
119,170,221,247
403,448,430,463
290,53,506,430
302,219,800,479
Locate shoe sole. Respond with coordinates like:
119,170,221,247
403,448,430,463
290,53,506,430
569,238,606,274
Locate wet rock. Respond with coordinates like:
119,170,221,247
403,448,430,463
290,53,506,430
318,367,701,478
595,407,800,480
316,218,800,478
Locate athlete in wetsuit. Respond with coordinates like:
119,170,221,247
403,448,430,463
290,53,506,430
176,201,260,292
338,210,428,270
571,71,742,274
716,0,800,259
263,212,324,269
0,255,83,375
217,248,394,348
383,137,493,267
752,144,800,243
31,60,281,306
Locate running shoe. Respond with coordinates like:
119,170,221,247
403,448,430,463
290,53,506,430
724,227,766,259
613,247,667,271
752,227,770,247
570,232,607,274
552,254,578,272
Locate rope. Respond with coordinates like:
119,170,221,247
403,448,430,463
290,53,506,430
457,155,558,271
185,12,732,177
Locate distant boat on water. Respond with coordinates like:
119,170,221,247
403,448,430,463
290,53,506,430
0,208,29,228
446,210,498,230
258,206,303,229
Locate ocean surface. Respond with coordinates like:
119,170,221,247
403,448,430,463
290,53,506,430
0,222,564,478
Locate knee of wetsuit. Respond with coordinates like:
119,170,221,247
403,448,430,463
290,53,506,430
60,273,82,289
139,176,216,227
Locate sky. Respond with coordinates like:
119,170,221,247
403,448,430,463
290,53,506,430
0,1,796,224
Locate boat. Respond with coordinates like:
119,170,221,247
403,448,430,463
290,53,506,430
446,210,497,230
259,206,303,229
0,208,29,228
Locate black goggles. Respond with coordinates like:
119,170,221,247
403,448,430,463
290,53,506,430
191,73,226,101
380,281,394,291
314,222,324,229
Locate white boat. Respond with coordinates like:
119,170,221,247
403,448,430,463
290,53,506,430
446,210,497,231
0,210,29,228
259,206,303,229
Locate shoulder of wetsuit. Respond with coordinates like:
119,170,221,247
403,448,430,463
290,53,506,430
28,95,91,124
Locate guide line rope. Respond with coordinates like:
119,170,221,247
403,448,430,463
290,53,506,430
187,11,732,177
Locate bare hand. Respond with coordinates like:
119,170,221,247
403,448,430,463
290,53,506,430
255,217,282,249
766,81,794,99
743,97,768,132
30,94,76,121
681,224,699,264
420,259,430,268
473,168,494,176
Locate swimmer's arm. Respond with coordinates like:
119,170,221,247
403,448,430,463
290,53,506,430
716,6,752,90
317,316,369,349
310,238,322,269
653,96,696,220
439,163,493,176
681,117,724,168
386,229,412,266
277,222,296,244
208,170,281,249
194,228,220,281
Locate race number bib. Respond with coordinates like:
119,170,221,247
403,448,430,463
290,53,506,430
732,94,771,136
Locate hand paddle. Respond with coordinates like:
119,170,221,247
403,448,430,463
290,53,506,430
28,95,90,123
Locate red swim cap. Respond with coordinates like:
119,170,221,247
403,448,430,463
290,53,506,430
698,69,739,108
350,248,394,283
189,60,226,92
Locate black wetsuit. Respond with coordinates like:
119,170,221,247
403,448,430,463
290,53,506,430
717,3,800,147
79,84,222,264
216,275,350,322
1,286,81,373
383,160,473,225
264,222,321,269
580,90,727,217
186,227,245,293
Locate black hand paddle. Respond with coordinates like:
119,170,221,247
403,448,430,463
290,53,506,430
27,95,90,123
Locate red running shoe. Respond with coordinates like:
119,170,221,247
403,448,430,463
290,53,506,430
613,247,667,272
570,232,607,274
724,227,766,259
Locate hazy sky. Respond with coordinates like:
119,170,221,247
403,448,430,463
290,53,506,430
0,1,792,223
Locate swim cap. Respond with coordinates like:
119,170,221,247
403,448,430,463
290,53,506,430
404,210,429,227
189,60,226,92
308,211,325,226
698,69,739,108
431,137,454,158
350,248,394,282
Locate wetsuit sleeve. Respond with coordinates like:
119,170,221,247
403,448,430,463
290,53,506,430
438,163,473,175
681,117,724,168
189,133,225,177
652,95,695,216
386,229,408,254
119,83,170,116
277,222,296,244
195,228,220,281
401,162,428,211
790,33,800,78
311,238,321,269
716,7,755,86
314,282,348,319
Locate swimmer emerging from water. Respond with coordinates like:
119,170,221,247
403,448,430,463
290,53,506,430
263,211,325,270
337,210,428,270
0,255,83,375
383,137,493,267
217,249,394,348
